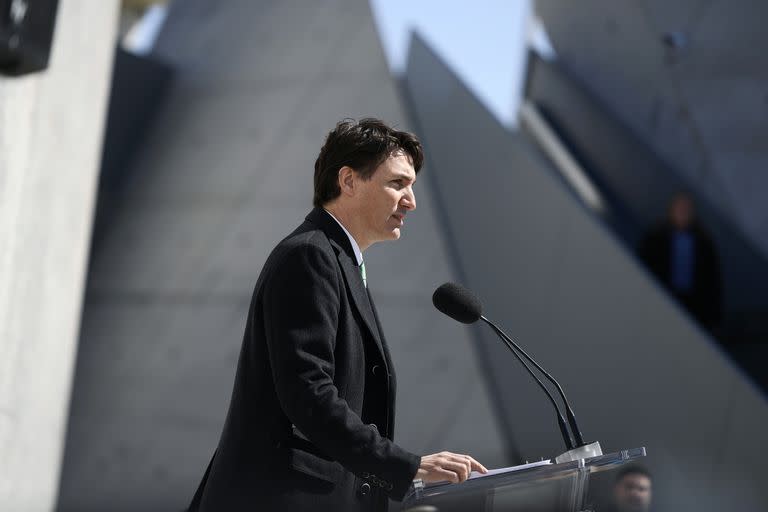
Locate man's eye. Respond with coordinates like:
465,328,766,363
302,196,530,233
391,181,404,189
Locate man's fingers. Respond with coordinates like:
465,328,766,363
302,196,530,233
435,468,460,483
466,455,488,473
441,459,470,482
444,453,486,476
419,452,488,484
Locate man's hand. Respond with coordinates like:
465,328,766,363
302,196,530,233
416,452,488,484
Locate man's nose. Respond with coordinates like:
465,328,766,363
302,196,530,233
401,187,416,211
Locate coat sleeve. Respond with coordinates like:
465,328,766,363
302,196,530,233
262,242,421,500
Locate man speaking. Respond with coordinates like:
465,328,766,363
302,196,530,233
188,118,486,511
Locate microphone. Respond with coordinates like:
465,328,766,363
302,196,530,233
432,282,482,324
432,282,594,457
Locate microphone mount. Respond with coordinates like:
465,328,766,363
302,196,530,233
480,316,575,451
432,282,602,461
479,315,602,461
480,315,585,447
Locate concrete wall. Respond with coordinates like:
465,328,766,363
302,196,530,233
0,1,120,510
535,0,768,260
526,56,768,338
404,34,768,512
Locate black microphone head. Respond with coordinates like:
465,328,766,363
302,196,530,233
432,282,482,324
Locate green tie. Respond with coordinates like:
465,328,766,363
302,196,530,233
359,261,367,288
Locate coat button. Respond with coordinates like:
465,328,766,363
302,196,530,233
360,482,371,496
370,423,378,433
371,365,381,376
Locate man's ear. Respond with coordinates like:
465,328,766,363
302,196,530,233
338,166,356,197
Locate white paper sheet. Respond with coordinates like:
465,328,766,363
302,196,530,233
425,459,552,487
468,459,551,480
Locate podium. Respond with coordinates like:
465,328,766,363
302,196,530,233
402,447,646,512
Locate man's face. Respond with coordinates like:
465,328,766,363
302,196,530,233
614,473,652,512
669,195,694,230
354,152,417,247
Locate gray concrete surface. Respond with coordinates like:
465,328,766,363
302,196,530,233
56,1,506,511
535,0,768,260
404,33,768,512
526,56,768,339
0,2,121,510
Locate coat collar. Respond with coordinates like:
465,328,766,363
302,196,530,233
305,208,388,367
306,207,356,261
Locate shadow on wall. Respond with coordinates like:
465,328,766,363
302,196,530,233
91,47,173,247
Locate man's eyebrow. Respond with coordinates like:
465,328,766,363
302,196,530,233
391,172,416,183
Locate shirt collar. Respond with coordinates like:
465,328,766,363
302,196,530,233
323,209,364,266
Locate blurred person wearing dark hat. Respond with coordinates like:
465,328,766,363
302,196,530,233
639,193,722,331
186,118,486,512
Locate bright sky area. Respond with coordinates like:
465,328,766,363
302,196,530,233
368,0,543,127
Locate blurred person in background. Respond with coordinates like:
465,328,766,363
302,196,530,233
603,465,653,512
187,118,486,512
639,192,722,331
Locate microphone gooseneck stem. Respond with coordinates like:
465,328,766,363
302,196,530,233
480,315,586,448
480,316,575,451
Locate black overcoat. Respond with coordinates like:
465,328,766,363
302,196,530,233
189,208,421,512
638,222,722,328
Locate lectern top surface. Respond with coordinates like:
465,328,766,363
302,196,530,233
406,446,647,504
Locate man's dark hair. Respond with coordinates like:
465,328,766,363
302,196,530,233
313,118,424,207
615,464,652,484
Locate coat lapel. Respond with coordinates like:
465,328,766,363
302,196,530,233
367,288,394,380
336,249,388,362
305,208,388,364
367,287,397,437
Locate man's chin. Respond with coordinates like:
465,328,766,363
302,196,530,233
371,229,401,245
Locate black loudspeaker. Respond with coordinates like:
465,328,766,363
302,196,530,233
0,0,59,76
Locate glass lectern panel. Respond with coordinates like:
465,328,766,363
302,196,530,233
403,447,646,512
